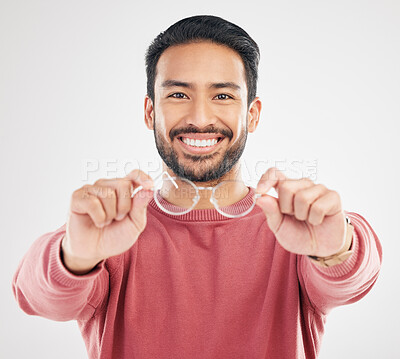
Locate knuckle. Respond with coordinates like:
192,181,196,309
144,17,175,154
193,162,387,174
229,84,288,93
127,169,142,182
94,179,104,186
330,189,339,198
86,196,99,210
117,179,133,195
107,188,117,199
311,203,324,217
330,190,342,204
266,167,279,180
316,183,327,191
260,167,276,181
94,178,112,186
74,185,90,200
295,192,309,205
96,186,115,199
280,181,293,194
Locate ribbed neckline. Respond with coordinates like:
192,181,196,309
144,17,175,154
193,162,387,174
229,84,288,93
148,186,257,222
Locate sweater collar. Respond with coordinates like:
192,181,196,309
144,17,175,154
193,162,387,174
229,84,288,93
148,186,257,222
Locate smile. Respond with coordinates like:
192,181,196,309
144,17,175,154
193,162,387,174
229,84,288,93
177,135,225,154
182,138,218,147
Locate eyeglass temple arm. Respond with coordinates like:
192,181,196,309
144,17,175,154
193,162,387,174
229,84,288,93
131,171,178,198
254,188,279,199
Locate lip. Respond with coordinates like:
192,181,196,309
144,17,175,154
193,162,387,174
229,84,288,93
176,135,226,154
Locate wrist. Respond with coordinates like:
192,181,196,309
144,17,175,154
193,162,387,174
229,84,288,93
308,216,354,268
60,234,102,275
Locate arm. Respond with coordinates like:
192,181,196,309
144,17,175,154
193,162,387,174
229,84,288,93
297,211,383,315
12,224,109,322
13,169,154,322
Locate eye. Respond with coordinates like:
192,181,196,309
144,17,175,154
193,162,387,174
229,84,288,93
214,94,232,100
169,93,188,99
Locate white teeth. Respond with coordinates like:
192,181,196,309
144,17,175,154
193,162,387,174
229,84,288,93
182,138,219,147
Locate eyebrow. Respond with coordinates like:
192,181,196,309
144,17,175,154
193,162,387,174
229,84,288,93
161,80,241,91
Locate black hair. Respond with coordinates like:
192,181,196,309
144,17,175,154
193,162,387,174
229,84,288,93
145,15,260,107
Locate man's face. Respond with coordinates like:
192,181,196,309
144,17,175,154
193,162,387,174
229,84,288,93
145,41,260,183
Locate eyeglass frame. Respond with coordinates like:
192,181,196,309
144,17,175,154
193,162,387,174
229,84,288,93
131,171,264,218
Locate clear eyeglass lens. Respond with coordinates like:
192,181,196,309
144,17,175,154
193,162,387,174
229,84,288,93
154,177,198,214
212,181,256,218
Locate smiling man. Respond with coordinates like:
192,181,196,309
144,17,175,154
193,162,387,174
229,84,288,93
145,39,260,208
13,15,382,359
148,41,255,185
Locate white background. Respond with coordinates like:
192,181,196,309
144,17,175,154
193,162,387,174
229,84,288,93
1,0,399,358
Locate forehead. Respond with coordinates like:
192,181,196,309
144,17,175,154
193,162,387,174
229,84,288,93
155,42,247,89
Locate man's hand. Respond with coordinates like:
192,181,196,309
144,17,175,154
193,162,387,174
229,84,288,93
61,169,154,275
255,167,347,257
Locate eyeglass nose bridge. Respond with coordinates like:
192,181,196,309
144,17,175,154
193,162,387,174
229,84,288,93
195,186,218,206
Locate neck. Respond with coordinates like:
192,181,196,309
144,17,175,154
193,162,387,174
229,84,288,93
160,162,249,210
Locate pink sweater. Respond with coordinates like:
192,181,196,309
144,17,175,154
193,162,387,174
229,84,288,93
13,188,382,358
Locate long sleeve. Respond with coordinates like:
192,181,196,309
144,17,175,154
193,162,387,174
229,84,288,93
297,211,383,316
11,193,384,358
12,224,109,322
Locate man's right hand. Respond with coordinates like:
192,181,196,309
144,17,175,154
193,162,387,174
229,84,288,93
61,169,154,275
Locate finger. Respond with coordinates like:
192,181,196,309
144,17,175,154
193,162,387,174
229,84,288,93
255,194,284,233
87,184,117,225
95,178,134,221
278,178,314,215
256,167,287,195
95,169,155,222
293,184,329,221
308,190,342,225
126,169,154,190
128,189,154,233
70,188,107,228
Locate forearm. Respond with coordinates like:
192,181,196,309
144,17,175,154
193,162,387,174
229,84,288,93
297,211,383,315
12,224,108,321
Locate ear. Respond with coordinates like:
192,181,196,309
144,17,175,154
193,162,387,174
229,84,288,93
144,95,155,130
247,97,262,133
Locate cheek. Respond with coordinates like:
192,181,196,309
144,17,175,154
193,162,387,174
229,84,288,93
154,108,178,140
222,109,248,140
232,123,247,142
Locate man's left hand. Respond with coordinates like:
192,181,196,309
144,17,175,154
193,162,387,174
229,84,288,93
255,167,347,257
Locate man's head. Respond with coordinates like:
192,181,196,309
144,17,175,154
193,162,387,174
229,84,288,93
145,15,260,107
144,15,262,183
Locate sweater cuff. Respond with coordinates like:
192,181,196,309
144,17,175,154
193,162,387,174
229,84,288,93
49,228,105,288
307,215,360,278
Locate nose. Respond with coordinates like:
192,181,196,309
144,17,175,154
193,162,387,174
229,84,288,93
184,97,217,129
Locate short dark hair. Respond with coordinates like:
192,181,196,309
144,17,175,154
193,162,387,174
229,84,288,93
145,15,260,107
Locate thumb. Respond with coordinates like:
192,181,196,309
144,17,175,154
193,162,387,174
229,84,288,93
128,189,153,232
255,194,283,233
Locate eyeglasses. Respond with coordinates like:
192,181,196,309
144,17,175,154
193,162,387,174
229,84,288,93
131,171,269,218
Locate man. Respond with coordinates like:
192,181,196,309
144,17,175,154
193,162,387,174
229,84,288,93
13,15,382,358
